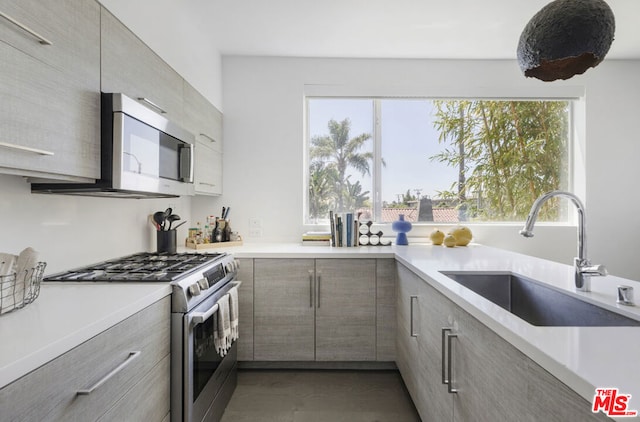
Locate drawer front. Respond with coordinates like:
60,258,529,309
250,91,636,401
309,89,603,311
0,297,170,422
97,355,170,422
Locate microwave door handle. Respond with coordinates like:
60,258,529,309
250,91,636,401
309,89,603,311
179,143,194,183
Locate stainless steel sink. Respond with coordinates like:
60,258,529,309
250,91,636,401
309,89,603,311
440,271,640,327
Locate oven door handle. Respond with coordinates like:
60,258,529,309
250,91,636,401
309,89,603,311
191,302,219,326
189,281,242,326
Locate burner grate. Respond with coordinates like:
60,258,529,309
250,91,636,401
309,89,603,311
44,252,225,282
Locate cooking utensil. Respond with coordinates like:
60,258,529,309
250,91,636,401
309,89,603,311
149,214,160,231
223,207,230,220
167,214,181,230
153,211,166,231
172,221,187,231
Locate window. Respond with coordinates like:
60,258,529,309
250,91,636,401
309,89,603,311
306,98,571,225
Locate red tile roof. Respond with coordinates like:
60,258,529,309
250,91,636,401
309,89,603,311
360,207,459,223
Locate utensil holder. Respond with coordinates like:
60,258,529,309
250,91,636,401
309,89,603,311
157,230,177,254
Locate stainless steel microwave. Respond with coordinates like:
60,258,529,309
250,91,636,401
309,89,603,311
32,93,195,198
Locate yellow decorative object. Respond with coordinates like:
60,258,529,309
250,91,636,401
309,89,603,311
429,229,445,245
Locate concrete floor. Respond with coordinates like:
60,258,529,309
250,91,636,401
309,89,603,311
221,369,421,422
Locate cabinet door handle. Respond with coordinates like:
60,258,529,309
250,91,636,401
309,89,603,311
316,272,321,308
77,351,141,395
137,97,167,114
441,327,452,385
199,133,217,143
0,141,54,156
308,270,314,308
198,182,216,187
447,332,458,394
410,296,418,337
0,11,53,45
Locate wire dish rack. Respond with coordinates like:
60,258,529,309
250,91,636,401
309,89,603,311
0,262,46,315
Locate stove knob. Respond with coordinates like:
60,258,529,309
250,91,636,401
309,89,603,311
198,278,209,290
188,283,201,296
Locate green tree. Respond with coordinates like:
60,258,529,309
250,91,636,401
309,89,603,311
310,118,373,212
431,100,569,221
308,161,338,221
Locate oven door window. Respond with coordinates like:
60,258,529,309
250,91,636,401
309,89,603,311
193,312,223,402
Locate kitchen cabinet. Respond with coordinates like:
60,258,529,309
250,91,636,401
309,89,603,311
184,81,224,195
396,263,610,421
315,259,376,361
237,258,254,361
0,296,170,422
0,0,100,181
193,140,223,195
396,263,452,421
376,258,396,361
254,258,316,360
184,81,223,152
100,7,184,125
253,258,381,362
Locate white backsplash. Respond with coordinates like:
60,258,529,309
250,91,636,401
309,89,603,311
0,174,192,274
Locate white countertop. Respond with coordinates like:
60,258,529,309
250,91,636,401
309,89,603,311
0,283,171,388
185,242,640,418
4,242,640,419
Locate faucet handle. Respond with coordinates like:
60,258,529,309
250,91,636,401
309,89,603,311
579,262,608,277
617,285,635,306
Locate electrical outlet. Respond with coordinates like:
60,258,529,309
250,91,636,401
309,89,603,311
249,218,262,228
249,228,263,237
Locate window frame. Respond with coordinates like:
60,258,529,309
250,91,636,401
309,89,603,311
304,93,581,228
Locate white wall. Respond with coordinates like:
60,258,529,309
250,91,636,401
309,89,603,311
0,175,191,274
213,56,640,280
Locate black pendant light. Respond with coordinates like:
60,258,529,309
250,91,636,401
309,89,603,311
517,0,615,82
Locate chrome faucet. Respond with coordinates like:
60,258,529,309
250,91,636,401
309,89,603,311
519,190,607,292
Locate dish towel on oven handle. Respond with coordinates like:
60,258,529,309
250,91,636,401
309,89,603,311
214,293,232,357
228,284,239,342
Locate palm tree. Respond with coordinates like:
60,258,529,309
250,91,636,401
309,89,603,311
310,118,373,211
308,161,338,221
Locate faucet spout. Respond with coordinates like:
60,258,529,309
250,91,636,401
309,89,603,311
520,190,606,292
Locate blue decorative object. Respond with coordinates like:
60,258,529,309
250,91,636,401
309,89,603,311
392,214,412,245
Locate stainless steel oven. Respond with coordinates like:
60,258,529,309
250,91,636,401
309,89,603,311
43,251,240,422
175,279,240,422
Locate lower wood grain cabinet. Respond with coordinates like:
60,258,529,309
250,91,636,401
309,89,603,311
396,263,611,421
0,296,171,422
251,258,394,362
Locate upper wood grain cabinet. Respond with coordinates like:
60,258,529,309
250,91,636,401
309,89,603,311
100,7,184,125
184,81,224,195
0,0,101,181
184,81,223,153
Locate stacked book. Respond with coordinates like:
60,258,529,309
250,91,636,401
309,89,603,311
301,231,332,246
329,211,359,247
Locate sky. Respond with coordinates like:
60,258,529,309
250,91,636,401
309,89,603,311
308,98,459,204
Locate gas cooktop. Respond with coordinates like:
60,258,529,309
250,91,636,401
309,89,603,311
44,252,226,282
